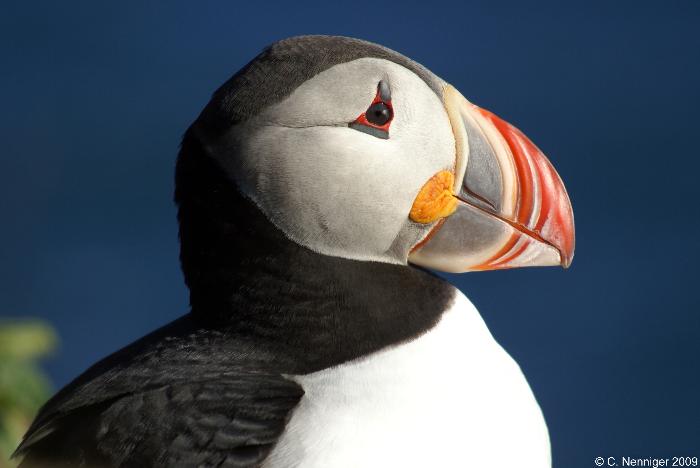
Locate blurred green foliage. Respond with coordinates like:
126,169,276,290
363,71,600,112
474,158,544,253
0,321,56,468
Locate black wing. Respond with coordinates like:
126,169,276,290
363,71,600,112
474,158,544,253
14,317,304,468
16,373,302,468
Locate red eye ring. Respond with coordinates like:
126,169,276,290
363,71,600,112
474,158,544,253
349,82,393,139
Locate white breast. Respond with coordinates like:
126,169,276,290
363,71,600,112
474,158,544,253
264,291,551,468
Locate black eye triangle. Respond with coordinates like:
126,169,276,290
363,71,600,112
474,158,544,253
378,80,391,102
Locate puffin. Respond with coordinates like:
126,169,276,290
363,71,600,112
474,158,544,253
14,35,574,468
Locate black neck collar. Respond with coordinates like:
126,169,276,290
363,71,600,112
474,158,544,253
175,128,456,373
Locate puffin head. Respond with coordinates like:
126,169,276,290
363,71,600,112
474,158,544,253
177,35,574,283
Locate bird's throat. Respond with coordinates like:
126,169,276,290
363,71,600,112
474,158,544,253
175,128,456,373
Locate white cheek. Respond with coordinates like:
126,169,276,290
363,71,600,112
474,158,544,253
247,126,411,256
225,58,456,264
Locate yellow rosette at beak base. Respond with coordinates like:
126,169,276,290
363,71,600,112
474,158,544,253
409,170,457,224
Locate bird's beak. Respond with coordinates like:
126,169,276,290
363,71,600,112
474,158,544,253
408,85,575,273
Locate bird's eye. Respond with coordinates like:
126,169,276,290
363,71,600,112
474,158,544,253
349,81,393,139
365,102,392,126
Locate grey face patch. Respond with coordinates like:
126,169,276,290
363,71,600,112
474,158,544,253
212,58,455,265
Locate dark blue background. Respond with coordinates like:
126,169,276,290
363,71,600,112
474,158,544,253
2,1,699,466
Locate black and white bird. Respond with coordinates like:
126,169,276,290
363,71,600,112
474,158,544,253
14,35,574,468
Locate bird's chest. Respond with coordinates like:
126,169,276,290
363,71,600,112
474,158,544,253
264,293,551,468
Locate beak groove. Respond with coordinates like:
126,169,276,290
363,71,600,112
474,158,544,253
474,106,575,269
